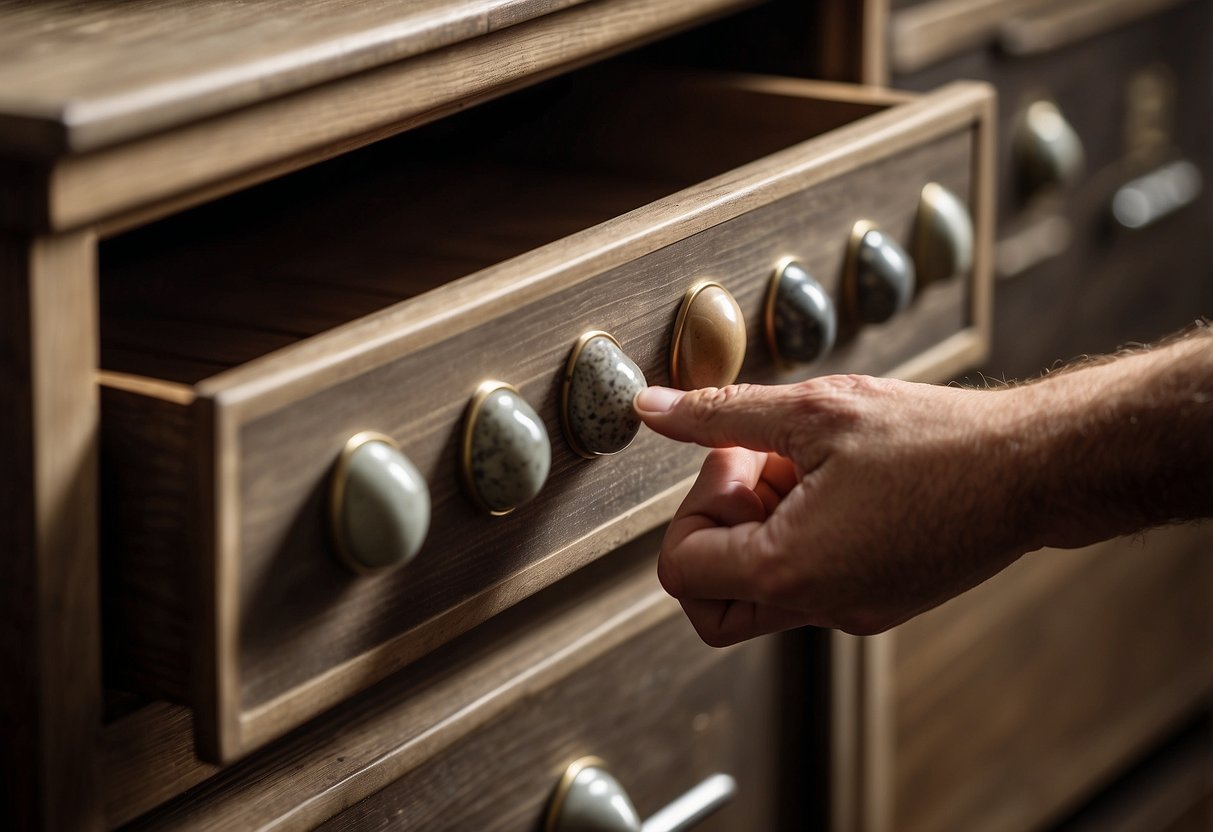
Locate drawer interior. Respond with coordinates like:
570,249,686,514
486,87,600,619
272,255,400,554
99,65,886,384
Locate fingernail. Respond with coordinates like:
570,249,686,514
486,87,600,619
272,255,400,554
635,386,684,413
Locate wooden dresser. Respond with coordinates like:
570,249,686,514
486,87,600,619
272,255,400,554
0,2,1206,831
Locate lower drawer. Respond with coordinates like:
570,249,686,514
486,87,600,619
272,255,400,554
852,525,1213,832
1058,718,1213,832
318,607,790,831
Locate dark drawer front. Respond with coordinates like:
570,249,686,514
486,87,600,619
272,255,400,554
884,526,1213,832
318,612,793,832
896,0,1213,377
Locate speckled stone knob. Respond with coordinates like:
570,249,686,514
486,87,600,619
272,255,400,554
764,259,837,366
846,221,916,326
562,332,647,458
329,432,430,574
670,281,747,390
914,183,974,287
461,381,551,515
1014,100,1085,198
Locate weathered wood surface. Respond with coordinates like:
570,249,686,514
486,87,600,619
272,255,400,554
96,77,990,761
0,232,102,829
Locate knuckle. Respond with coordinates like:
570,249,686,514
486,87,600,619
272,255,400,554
749,537,797,606
837,609,892,637
695,625,734,649
656,550,685,598
684,385,731,422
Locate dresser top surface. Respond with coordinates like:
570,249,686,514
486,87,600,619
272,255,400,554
0,0,591,157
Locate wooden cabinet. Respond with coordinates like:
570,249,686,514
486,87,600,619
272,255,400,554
1,2,1206,831
827,3,1213,831
97,65,992,762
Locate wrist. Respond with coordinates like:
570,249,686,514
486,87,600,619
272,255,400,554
999,332,1213,550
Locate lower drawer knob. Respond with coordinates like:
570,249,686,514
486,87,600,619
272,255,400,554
545,757,737,832
462,381,551,515
670,281,747,390
764,258,836,366
914,183,974,287
845,221,915,325
562,331,647,458
329,432,430,573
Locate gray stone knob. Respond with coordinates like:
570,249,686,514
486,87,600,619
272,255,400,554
913,183,975,286
764,259,837,366
329,432,430,574
562,331,647,458
461,381,550,515
846,221,916,325
1014,100,1084,198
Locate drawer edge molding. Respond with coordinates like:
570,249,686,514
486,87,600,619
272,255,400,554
199,79,994,423
204,472,696,760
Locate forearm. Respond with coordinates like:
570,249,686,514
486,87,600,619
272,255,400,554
1002,325,1213,550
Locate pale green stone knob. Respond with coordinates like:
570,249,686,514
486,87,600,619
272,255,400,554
462,381,551,515
914,183,975,287
562,331,647,458
329,432,430,574
1014,99,1085,198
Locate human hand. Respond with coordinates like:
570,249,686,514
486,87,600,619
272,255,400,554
633,376,1043,645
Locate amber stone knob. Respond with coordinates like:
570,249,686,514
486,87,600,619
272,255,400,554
669,281,747,390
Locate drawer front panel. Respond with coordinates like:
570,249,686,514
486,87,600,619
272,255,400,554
237,130,975,712
317,610,788,832
885,526,1213,832
100,76,994,760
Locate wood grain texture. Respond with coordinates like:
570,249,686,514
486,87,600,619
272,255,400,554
97,76,989,761
119,532,724,830
22,0,764,233
0,0,600,155
888,526,1213,832
100,383,194,703
1058,720,1213,832
0,231,102,829
890,0,1051,74
317,612,785,831
896,0,1213,378
890,0,1193,73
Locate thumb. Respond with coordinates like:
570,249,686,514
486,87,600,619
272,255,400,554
634,383,805,454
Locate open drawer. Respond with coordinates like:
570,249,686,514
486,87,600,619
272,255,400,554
98,67,995,762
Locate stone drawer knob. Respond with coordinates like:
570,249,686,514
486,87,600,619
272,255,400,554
669,281,747,390
329,432,430,574
461,381,551,515
914,183,975,287
544,757,738,832
764,258,837,367
1014,99,1085,198
845,221,916,326
562,331,647,458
